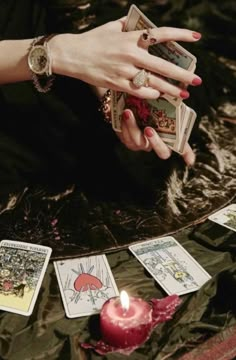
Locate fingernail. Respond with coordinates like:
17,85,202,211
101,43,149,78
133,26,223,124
192,77,202,86
144,127,154,138
180,90,189,99
123,110,130,121
192,32,201,40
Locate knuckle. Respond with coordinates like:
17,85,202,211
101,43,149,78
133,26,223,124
158,27,170,37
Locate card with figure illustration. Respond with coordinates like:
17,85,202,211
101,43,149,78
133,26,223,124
129,236,211,296
129,96,180,148
0,240,52,316
208,204,236,232
111,92,180,147
54,255,119,318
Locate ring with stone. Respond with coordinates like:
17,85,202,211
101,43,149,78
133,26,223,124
138,29,158,48
132,69,150,88
146,28,158,45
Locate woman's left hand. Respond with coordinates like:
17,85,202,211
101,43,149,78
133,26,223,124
116,109,195,166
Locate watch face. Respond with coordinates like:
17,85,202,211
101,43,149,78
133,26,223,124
28,45,48,75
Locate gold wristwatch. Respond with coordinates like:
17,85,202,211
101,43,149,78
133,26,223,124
28,34,56,93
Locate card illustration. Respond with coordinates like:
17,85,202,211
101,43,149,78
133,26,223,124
208,204,236,232
54,255,119,318
0,240,51,316
129,236,211,296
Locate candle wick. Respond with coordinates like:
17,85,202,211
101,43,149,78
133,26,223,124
122,305,129,316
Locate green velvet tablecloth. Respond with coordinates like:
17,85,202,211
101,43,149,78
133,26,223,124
0,1,236,359
1,220,235,360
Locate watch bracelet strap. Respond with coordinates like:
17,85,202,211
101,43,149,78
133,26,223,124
29,34,57,93
31,72,55,93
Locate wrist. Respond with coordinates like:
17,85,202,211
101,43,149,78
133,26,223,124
28,35,57,93
49,33,77,77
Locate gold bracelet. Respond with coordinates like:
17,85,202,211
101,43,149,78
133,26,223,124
99,89,111,123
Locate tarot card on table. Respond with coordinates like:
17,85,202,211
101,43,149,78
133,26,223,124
208,204,236,232
129,236,211,296
0,240,52,316
54,254,119,318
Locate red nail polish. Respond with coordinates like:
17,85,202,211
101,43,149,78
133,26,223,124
180,90,189,99
192,77,202,86
145,127,154,138
192,32,201,40
123,110,130,121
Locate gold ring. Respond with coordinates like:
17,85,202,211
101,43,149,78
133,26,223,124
132,69,150,88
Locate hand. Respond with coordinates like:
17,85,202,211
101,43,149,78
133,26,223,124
51,18,202,100
116,109,196,166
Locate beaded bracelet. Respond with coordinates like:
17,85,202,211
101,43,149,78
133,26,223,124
99,89,112,123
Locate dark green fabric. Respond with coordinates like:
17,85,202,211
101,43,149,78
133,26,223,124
0,223,236,360
0,1,236,359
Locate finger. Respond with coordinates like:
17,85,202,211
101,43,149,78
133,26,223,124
147,27,201,43
148,74,190,100
137,51,202,87
127,30,202,87
122,69,192,100
144,127,172,159
112,77,161,99
119,115,139,151
181,143,196,166
105,17,127,32
116,73,187,100
123,109,152,151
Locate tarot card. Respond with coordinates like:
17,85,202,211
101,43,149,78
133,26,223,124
176,101,187,143
133,96,180,148
112,92,181,149
208,204,236,232
125,4,196,105
54,254,119,318
173,104,196,154
129,236,211,296
0,240,52,316
110,90,124,132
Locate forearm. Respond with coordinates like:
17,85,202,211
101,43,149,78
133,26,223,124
0,39,33,84
0,35,85,86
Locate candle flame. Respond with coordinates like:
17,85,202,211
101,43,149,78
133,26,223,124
120,290,130,311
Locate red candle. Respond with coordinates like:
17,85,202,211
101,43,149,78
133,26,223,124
100,290,152,348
